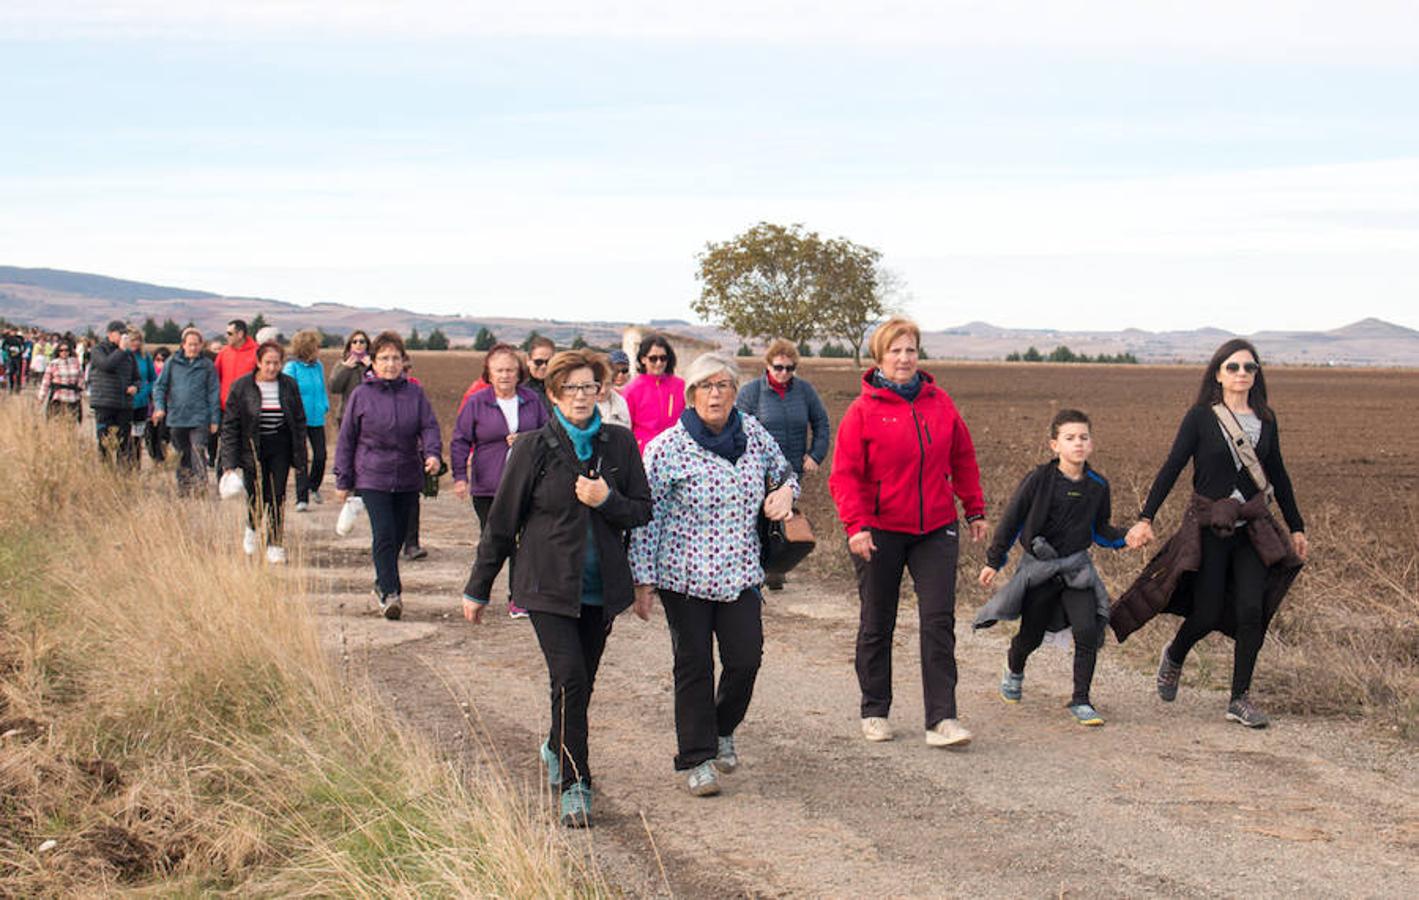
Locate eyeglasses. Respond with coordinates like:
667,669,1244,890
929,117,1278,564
770,364,797,374
696,380,735,395
561,382,601,397
1223,361,1260,374
530,357,551,368
644,354,668,363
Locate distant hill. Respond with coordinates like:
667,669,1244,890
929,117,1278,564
4,265,1417,365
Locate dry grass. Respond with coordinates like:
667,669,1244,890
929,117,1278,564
0,402,604,895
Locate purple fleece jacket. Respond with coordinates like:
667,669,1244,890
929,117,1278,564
334,376,442,493
449,384,549,496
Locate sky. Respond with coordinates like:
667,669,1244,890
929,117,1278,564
3,1,1419,333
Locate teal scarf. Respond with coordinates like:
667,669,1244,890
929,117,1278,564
555,407,602,461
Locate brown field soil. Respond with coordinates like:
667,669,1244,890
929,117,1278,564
302,353,1419,895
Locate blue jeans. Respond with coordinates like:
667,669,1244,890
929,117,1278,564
359,489,419,598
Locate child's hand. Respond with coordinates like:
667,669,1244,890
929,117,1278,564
978,566,998,587
1126,520,1154,549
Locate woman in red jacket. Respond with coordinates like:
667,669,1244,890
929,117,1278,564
829,317,988,748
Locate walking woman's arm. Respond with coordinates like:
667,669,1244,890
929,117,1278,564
805,380,831,466
594,432,653,530
332,389,363,493
1139,406,1203,522
1262,416,1305,535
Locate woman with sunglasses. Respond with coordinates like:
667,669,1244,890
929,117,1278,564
1115,338,1309,728
37,338,84,421
328,330,372,427
623,334,685,453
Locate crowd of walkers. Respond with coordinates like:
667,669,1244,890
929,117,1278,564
3,315,1308,830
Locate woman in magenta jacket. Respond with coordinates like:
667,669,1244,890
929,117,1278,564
622,333,685,453
829,316,988,750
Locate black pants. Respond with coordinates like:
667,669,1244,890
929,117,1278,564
169,426,210,496
530,605,609,790
208,409,222,468
1006,581,1101,705
852,524,961,727
93,406,134,468
405,495,421,552
473,495,513,596
295,425,327,503
46,399,82,423
4,358,21,393
244,429,293,545
660,588,763,770
1168,528,1268,700
361,489,418,598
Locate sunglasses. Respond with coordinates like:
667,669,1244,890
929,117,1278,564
1223,361,1260,374
770,363,797,374
644,354,668,363
613,365,629,374
530,357,551,367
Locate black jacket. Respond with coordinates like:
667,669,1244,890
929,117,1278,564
985,462,1126,570
464,418,652,619
1140,405,1303,533
220,373,309,475
88,340,139,410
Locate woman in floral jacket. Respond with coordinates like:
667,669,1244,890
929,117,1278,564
630,351,797,799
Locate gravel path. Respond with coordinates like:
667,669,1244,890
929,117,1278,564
292,493,1419,897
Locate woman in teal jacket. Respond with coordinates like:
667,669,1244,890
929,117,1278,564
283,330,332,510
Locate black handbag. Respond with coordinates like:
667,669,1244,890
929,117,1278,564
422,458,449,498
759,478,816,575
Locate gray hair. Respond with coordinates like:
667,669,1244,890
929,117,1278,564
681,351,741,404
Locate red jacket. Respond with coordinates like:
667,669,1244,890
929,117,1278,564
829,369,985,536
214,340,258,410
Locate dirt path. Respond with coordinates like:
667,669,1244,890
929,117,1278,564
291,493,1418,897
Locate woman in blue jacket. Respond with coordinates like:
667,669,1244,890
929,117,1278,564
284,330,332,510
127,330,158,471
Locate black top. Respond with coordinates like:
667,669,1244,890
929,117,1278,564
1140,404,1303,533
220,373,309,474
986,462,1126,570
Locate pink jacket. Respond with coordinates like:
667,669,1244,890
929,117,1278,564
623,373,686,453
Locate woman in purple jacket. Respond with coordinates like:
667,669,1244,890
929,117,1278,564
333,331,443,621
451,342,550,618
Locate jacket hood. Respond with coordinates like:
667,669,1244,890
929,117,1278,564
858,367,941,403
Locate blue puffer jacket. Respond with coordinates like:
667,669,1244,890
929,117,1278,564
734,373,831,475
132,353,157,411
152,352,220,428
282,358,331,427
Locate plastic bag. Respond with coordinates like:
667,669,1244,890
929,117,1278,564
218,470,244,500
336,496,364,536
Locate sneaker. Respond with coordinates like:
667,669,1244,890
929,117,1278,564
764,573,785,591
266,545,287,565
1000,668,1024,704
1068,702,1105,726
402,544,428,560
860,716,894,742
1157,644,1183,702
925,718,973,748
380,593,403,621
539,740,561,788
294,501,309,513
560,781,593,828
686,761,720,797
712,735,738,774
310,489,324,505
508,602,530,620
1226,693,1270,728
242,526,258,556
335,496,363,536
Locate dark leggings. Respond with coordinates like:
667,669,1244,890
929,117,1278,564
529,605,609,790
295,425,327,502
1167,528,1268,700
1006,581,1101,705
472,495,513,596
244,429,292,545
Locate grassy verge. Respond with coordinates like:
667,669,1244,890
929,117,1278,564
0,402,602,895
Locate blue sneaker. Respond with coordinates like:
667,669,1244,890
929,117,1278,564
1068,702,1105,727
560,781,593,828
539,740,561,788
1000,668,1024,703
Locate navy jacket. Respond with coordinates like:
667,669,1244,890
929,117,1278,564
735,373,830,476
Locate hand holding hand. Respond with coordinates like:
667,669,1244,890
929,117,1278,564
848,529,877,561
633,584,656,621
1126,520,1155,549
462,599,486,623
978,566,998,587
762,483,794,521
575,475,610,507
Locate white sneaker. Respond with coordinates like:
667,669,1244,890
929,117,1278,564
294,501,309,513
925,718,972,748
242,526,258,556
266,545,287,564
335,496,364,536
861,717,894,742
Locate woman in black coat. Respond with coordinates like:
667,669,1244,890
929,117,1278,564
1123,338,1308,728
461,349,651,829
221,340,308,564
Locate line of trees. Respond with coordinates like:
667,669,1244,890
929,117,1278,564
1005,345,1138,364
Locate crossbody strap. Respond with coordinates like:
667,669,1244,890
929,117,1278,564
1212,403,1274,505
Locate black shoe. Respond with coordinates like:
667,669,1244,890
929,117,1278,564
1226,693,1269,728
403,545,428,560
765,573,785,591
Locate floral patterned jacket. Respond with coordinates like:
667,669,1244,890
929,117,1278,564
630,415,799,601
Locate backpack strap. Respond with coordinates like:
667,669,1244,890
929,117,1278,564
1212,403,1274,505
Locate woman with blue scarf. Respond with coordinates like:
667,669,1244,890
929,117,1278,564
461,349,652,829
629,352,798,799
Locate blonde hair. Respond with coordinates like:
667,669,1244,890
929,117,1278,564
763,338,799,367
290,329,321,362
869,316,921,364
544,349,610,398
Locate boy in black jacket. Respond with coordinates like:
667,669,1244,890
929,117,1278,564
975,409,1129,725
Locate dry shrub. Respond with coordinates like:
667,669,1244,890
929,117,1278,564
0,403,604,895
